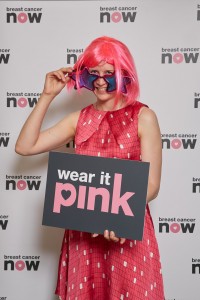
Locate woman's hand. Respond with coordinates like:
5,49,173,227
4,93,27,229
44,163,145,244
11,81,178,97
42,67,73,98
92,230,126,244
15,66,79,156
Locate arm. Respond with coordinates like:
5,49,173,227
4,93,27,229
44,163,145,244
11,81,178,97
138,107,162,203
15,67,79,155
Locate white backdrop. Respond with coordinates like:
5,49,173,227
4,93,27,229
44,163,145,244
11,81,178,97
0,1,200,299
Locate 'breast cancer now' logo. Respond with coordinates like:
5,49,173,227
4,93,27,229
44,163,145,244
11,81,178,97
159,217,196,234
0,49,10,64
192,177,200,193
197,5,200,21
161,47,199,64
194,92,200,108
161,133,197,150
66,48,84,65
3,255,40,271
0,133,10,148
6,92,40,108
6,175,41,191
192,258,200,274
100,6,137,23
0,215,9,231
6,7,42,23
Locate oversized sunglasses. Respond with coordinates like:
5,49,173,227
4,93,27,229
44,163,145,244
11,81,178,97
69,67,131,94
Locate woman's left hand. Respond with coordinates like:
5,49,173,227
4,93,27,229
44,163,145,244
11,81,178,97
92,230,126,244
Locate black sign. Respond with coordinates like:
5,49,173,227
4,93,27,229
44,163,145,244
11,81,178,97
42,152,149,240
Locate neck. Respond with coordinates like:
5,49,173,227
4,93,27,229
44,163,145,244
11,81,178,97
95,99,125,111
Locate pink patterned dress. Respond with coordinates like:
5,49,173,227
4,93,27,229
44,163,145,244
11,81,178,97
55,101,165,300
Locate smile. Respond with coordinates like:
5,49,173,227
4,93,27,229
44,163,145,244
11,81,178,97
96,87,107,91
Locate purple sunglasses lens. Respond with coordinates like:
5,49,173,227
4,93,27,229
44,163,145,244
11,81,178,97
69,68,131,93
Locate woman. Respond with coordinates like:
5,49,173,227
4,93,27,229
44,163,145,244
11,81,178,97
15,36,164,299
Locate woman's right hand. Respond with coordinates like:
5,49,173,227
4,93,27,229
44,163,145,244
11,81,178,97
92,231,126,244
42,67,73,98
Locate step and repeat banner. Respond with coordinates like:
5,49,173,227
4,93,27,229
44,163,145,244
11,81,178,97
0,1,199,299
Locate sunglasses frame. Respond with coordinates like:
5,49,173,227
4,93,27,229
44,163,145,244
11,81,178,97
69,67,131,94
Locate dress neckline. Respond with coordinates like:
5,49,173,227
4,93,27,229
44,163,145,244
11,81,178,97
91,103,132,113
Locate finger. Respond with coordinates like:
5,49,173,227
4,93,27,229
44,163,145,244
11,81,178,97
110,231,120,243
120,238,126,244
104,229,110,241
58,67,73,78
59,67,73,73
48,71,63,81
55,70,68,82
91,233,99,238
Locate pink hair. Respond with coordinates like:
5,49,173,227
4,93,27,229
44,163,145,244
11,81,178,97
67,36,140,105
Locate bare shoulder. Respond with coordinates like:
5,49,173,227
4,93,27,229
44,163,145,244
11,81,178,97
138,106,158,123
69,110,81,122
62,109,81,128
138,107,160,137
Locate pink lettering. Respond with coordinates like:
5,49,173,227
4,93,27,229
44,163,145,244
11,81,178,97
53,182,76,213
87,187,110,212
170,222,181,233
77,185,87,209
15,260,25,271
18,12,28,23
111,174,135,216
111,12,122,23
52,174,135,216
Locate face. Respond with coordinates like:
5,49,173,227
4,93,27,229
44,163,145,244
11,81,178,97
88,62,116,103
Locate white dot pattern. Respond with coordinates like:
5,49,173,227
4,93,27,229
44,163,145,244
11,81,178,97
62,261,66,267
56,102,165,300
123,261,128,267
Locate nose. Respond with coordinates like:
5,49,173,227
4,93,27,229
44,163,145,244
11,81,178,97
95,76,107,86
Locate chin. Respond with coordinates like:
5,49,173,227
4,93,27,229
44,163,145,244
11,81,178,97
94,91,116,102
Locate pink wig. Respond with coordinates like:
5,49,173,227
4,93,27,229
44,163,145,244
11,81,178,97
67,36,140,105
